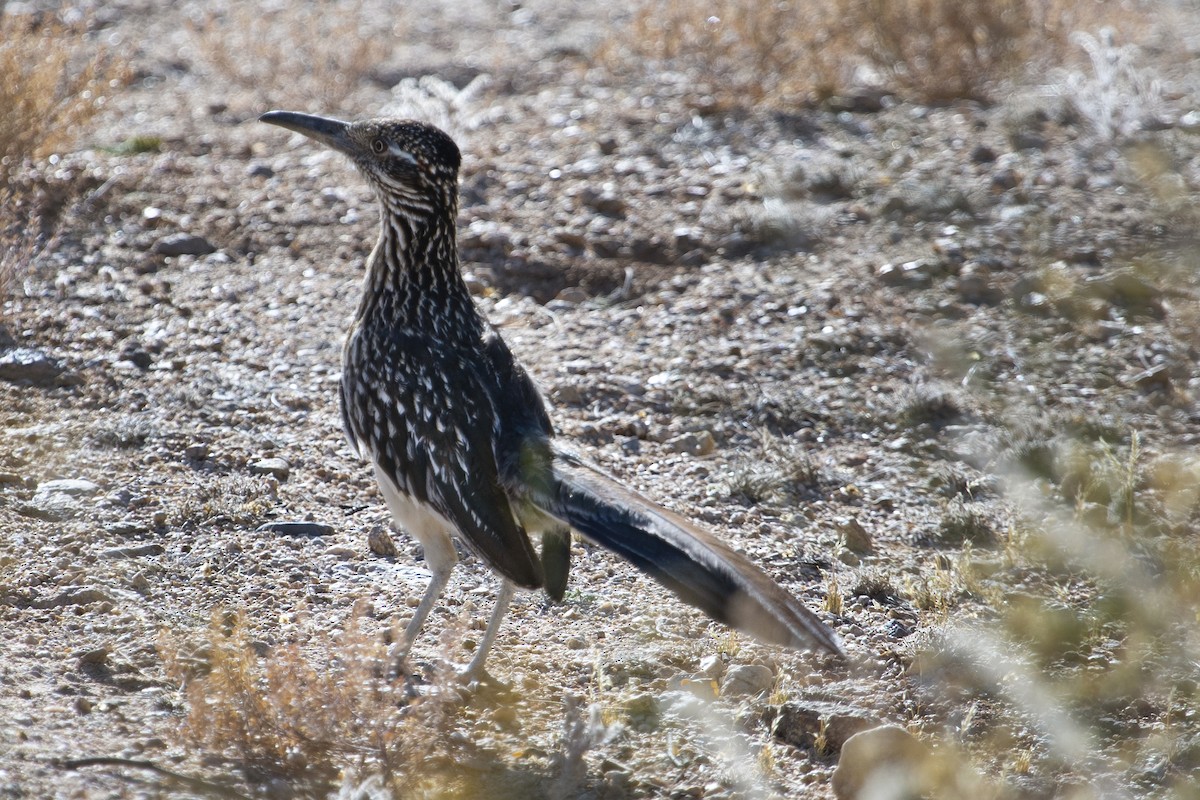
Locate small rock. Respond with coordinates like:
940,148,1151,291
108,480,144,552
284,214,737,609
837,517,872,554
957,261,996,304
698,654,724,681
990,167,1019,191
249,457,290,481
720,664,775,696
553,383,584,405
673,227,704,252
37,479,101,496
152,232,216,256
101,543,164,559
0,348,72,386
184,443,209,460
324,545,357,560
831,725,933,799
1130,364,1171,393
623,693,661,732
367,525,398,557
119,343,153,370
246,162,274,178
553,230,588,251
775,701,879,755
668,431,716,457
579,187,626,217
32,587,115,609
875,260,934,289
257,521,335,537
554,286,589,304
969,144,997,163
75,696,94,715
75,646,111,668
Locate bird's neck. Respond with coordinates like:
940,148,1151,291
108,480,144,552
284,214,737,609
356,202,484,346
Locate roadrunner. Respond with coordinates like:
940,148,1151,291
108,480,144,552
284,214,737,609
260,111,844,678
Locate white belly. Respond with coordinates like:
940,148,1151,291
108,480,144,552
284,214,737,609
372,462,459,574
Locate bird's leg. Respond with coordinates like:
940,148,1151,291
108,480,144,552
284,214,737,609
460,579,515,682
387,557,455,677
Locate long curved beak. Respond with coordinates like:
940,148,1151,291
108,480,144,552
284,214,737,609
259,110,355,155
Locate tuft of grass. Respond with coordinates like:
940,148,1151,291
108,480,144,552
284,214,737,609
161,604,458,794
897,384,969,432
934,501,998,547
726,434,823,506
171,474,278,529
187,1,393,115
822,569,844,615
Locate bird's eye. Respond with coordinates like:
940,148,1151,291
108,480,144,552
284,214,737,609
371,139,386,154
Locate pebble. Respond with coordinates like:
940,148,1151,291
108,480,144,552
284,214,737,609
151,232,216,256
956,261,996,304
667,431,716,456
101,543,164,559
622,693,661,731
257,521,335,537
37,479,101,496
831,725,931,799
720,663,775,696
774,701,879,754
367,525,398,557
837,516,872,554
75,646,111,668
0,348,74,387
324,545,357,560
249,457,290,480
184,443,209,460
697,654,724,681
32,587,115,609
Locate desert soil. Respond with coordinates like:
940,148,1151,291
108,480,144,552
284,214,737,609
3,1,1200,798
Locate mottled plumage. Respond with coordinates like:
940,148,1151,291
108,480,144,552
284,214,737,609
260,110,844,677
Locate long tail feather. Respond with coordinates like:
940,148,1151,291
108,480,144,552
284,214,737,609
533,448,844,657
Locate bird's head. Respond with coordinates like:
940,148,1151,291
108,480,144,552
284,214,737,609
260,111,460,216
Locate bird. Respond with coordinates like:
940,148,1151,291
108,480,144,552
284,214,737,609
259,110,844,679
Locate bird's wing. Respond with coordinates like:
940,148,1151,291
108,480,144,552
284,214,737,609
342,329,543,589
480,328,572,598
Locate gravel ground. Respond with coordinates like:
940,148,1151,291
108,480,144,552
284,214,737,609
3,2,1200,798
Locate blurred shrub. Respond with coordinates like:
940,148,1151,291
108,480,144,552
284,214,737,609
187,0,392,114
0,11,125,297
606,0,1169,107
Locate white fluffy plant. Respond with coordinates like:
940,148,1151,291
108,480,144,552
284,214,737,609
1061,27,1170,142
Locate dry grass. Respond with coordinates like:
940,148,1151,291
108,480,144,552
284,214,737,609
910,429,1200,795
602,0,852,107
605,0,1172,107
187,1,394,115
0,12,126,298
161,603,461,795
171,475,279,529
855,0,1030,102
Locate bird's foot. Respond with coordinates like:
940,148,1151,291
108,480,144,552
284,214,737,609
455,664,510,693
